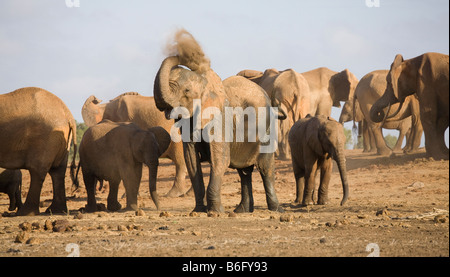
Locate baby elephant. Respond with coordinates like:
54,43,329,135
288,115,349,206
78,120,171,212
0,168,22,211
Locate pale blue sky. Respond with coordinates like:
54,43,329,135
0,0,448,145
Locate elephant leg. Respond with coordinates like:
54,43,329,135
165,143,189,197
7,186,16,211
46,161,69,214
422,109,449,160
436,116,449,156
122,167,142,211
107,180,122,211
17,169,46,216
206,169,225,213
370,123,392,156
393,126,407,152
303,157,318,206
123,181,139,211
257,153,283,212
278,119,291,160
82,171,98,213
294,169,305,204
183,142,207,212
234,166,254,213
317,158,332,205
362,120,372,152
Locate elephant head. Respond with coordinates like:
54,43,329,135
329,69,359,107
82,95,106,127
307,116,349,206
370,54,413,123
131,126,171,209
154,29,227,127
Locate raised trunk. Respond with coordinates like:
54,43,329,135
153,56,180,112
334,145,349,206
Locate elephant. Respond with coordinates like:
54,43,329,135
0,87,77,216
339,71,422,154
301,67,359,115
288,115,349,206
237,68,312,160
348,70,423,156
153,29,285,213
370,52,449,160
77,120,171,212
0,168,22,211
82,93,188,197
81,92,140,127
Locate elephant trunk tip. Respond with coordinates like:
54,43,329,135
370,107,385,123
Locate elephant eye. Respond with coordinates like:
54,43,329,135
184,88,190,94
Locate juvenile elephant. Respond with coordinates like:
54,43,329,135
370,52,449,160
0,168,22,211
289,115,349,206
154,29,286,213
82,93,188,197
77,120,171,212
0,87,77,216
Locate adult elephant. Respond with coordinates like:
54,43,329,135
353,70,423,156
339,72,421,154
237,68,312,160
238,67,358,116
154,29,285,213
370,53,449,160
82,93,188,197
0,87,77,216
301,67,359,116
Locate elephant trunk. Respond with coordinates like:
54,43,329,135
154,56,180,113
334,143,349,206
147,161,160,210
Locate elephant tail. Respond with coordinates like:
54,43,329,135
68,120,79,192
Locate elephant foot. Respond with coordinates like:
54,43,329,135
234,202,254,213
124,203,138,211
84,204,97,213
207,204,224,214
192,205,208,213
45,203,68,215
317,199,328,205
182,186,195,197
302,200,314,207
268,204,285,213
377,148,392,156
164,185,187,198
107,201,122,212
17,205,40,216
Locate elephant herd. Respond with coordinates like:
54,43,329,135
0,29,448,217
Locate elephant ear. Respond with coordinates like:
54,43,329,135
306,117,324,156
81,95,104,127
388,54,405,100
329,69,352,107
391,54,404,70
148,126,171,158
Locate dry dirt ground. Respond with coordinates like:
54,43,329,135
0,148,448,257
